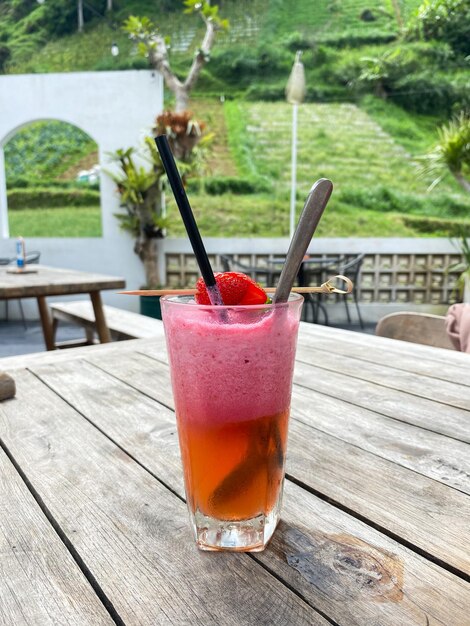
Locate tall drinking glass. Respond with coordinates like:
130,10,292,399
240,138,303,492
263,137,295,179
161,293,303,551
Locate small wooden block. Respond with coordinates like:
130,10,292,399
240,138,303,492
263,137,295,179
0,372,16,401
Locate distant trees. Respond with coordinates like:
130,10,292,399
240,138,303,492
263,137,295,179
124,0,229,112
410,0,470,55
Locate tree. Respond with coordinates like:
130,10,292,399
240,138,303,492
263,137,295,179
410,0,470,56
422,112,470,193
108,138,169,287
123,1,229,112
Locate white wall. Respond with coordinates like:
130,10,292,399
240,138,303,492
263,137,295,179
0,70,163,317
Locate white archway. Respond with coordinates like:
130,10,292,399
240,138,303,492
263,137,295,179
0,70,162,239
0,70,163,314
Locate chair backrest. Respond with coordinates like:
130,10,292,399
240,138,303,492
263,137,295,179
220,255,232,272
375,312,455,350
25,251,41,264
339,254,365,284
0,252,40,265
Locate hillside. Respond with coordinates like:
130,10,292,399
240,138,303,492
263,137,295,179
1,0,469,238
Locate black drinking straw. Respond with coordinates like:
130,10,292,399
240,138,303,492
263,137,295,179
155,134,224,305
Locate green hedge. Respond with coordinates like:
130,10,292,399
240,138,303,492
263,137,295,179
402,215,470,237
339,186,470,218
7,187,100,209
187,176,272,195
7,176,99,190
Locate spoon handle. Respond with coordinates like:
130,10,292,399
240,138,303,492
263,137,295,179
273,178,333,303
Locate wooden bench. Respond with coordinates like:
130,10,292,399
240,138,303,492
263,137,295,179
50,300,164,346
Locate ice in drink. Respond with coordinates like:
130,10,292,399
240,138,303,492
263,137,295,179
162,294,303,551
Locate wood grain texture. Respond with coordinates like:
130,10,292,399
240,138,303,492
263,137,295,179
263,481,470,626
72,351,470,577
0,370,325,626
296,340,470,410
301,321,470,377
291,384,470,494
375,312,454,350
95,347,470,489
0,336,148,370
0,265,125,299
293,359,470,443
30,357,470,626
287,418,470,576
0,448,113,626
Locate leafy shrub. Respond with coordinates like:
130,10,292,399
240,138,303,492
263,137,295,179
333,42,465,113
7,188,100,209
7,176,99,190
339,186,470,217
203,176,271,195
402,215,470,236
0,43,10,70
4,121,96,180
93,56,149,71
210,44,291,87
317,30,397,48
409,0,470,56
391,72,468,115
245,83,286,101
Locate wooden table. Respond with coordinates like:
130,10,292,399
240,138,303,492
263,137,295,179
0,265,125,350
0,323,469,625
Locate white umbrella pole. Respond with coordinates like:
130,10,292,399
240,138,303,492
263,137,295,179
289,102,298,240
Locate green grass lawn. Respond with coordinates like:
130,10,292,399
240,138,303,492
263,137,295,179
8,208,102,238
9,193,470,239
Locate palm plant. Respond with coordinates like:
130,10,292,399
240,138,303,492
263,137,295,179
448,235,470,302
421,112,470,193
108,137,169,288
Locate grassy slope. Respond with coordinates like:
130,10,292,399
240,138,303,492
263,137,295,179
8,207,102,237
3,0,469,238
161,100,469,239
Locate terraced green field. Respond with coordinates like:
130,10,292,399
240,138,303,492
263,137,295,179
238,101,444,196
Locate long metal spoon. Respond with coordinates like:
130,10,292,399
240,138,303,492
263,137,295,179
273,178,333,303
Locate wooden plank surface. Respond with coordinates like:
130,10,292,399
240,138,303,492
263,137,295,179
0,447,113,626
301,322,470,376
291,383,470,493
0,370,326,626
28,357,470,626
0,265,125,299
76,350,470,577
296,339,470,411
294,359,470,443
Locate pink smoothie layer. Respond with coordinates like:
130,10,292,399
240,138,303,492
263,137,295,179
163,301,302,426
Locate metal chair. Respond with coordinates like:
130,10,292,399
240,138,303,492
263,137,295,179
376,312,455,350
219,255,277,286
2,251,41,328
301,254,365,328
338,254,365,329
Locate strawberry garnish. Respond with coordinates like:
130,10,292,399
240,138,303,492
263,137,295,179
195,272,268,305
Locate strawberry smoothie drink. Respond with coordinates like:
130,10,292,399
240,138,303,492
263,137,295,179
161,285,303,552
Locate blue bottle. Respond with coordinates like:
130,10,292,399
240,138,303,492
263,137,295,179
16,237,25,270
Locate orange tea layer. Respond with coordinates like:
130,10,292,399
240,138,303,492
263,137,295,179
181,409,289,520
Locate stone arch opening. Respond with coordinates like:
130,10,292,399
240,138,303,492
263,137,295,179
3,118,102,238
0,71,164,303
